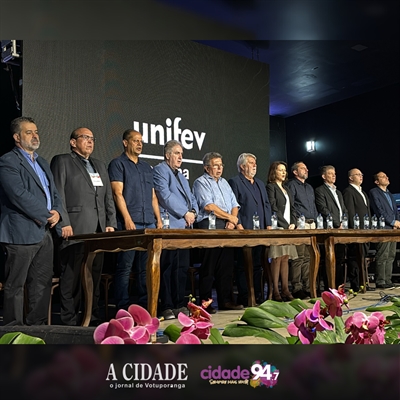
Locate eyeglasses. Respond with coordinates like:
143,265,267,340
75,135,96,142
209,164,224,169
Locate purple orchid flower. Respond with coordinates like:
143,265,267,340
345,311,388,344
287,300,333,344
93,306,160,344
176,333,202,344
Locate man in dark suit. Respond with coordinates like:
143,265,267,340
229,152,272,305
342,168,371,291
315,165,348,288
51,127,117,325
153,140,199,320
369,171,400,289
0,117,63,325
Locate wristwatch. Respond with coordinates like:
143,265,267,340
190,209,198,219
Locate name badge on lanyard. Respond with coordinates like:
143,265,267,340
90,172,104,187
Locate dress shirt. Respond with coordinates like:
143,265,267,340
17,147,51,210
350,183,367,206
286,178,318,219
192,173,240,223
325,183,343,220
108,152,156,225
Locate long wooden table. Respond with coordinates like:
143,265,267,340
70,228,320,326
70,228,399,327
321,229,400,293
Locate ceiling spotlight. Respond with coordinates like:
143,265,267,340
306,141,315,152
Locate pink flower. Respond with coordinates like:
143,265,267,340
93,305,160,344
177,300,214,341
287,300,333,344
345,311,388,344
321,285,348,318
176,333,202,344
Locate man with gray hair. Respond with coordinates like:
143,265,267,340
229,153,272,305
193,152,243,313
286,161,318,299
153,140,199,320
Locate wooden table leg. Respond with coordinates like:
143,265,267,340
243,247,256,307
324,236,336,290
309,236,320,298
146,238,162,319
81,249,97,327
356,243,366,293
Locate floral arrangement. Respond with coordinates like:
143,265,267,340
93,287,400,345
93,297,227,344
223,285,400,345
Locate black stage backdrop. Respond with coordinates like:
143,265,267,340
22,40,270,183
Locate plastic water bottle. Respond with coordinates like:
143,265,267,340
317,213,324,229
363,214,370,229
326,214,333,229
371,214,378,229
353,213,360,229
271,212,278,229
341,213,348,229
162,210,170,229
252,212,260,230
297,214,305,229
379,215,386,229
208,211,216,229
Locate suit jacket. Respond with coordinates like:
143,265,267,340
369,186,400,229
153,161,199,229
315,183,348,228
50,152,116,236
342,185,371,228
266,182,296,229
0,147,63,244
229,174,272,229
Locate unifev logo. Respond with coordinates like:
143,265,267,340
200,361,279,389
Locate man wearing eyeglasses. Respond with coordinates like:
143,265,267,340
369,171,400,289
342,168,372,292
51,127,117,326
192,152,244,313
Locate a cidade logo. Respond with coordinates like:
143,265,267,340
106,363,187,390
133,117,206,152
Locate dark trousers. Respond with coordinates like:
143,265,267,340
235,246,264,304
159,249,189,312
59,242,104,325
346,243,367,290
197,218,234,307
2,230,53,326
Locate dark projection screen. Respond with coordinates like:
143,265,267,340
22,41,270,183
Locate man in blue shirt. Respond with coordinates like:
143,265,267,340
193,152,244,313
369,171,400,289
287,161,318,299
108,129,162,310
0,117,63,325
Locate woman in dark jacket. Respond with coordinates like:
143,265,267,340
266,161,298,301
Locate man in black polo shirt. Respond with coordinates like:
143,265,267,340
287,161,318,299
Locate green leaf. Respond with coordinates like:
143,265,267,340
0,332,45,344
208,328,229,344
365,305,400,317
241,307,288,329
333,316,347,343
222,324,288,344
163,324,181,343
258,300,301,318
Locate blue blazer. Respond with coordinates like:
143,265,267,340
0,147,63,244
229,173,272,229
153,161,199,229
369,187,400,228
